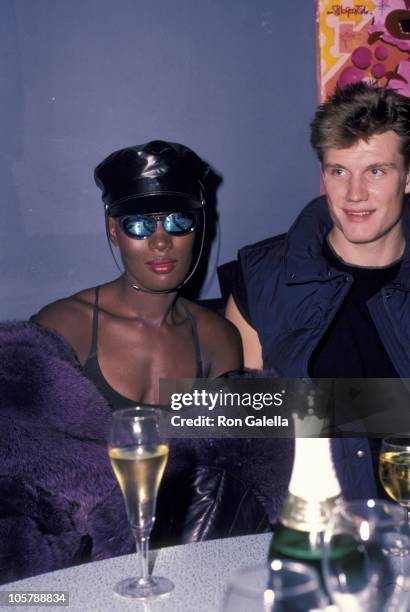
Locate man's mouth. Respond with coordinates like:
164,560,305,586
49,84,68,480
344,209,375,220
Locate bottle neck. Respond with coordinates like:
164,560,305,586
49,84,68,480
280,436,342,532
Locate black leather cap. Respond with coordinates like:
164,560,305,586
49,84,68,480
94,140,208,216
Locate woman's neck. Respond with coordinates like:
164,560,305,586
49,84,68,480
113,276,180,325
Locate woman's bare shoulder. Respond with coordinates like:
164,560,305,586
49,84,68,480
187,300,239,338
32,287,98,360
34,288,95,327
184,300,243,375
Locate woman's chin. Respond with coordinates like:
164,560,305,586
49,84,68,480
125,274,185,293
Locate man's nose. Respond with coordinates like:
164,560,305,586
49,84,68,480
147,225,172,251
346,175,368,203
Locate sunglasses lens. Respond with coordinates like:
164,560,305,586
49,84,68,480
121,216,156,238
163,212,197,235
119,211,198,239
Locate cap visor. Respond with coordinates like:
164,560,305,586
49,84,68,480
109,194,202,216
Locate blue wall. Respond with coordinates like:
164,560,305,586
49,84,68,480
1,0,319,319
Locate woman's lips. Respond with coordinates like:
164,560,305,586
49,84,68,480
145,259,177,274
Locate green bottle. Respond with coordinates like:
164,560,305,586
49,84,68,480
269,437,342,597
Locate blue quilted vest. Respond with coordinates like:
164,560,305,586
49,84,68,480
237,195,410,500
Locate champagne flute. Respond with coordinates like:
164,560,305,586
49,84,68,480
322,499,410,611
379,436,410,522
108,406,174,599
222,560,326,611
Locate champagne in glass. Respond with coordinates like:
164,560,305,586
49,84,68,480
109,444,169,532
379,437,410,513
108,407,174,599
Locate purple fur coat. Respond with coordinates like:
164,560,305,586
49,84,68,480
0,322,294,585
0,322,134,584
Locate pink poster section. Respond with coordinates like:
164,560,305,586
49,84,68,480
317,0,410,100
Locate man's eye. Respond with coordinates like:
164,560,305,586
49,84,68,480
370,168,384,176
330,168,344,176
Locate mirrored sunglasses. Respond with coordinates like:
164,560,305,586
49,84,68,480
118,211,199,240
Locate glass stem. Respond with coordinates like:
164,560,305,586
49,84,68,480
134,529,151,586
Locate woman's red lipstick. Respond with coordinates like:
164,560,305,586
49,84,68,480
145,259,177,274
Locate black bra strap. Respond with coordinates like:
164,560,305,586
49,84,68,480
87,286,100,359
85,290,203,377
180,299,204,378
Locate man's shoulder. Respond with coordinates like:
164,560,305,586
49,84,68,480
238,196,327,262
239,233,287,256
237,234,288,274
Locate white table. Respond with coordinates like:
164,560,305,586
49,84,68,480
2,533,272,612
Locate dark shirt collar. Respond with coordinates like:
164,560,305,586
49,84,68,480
284,195,410,289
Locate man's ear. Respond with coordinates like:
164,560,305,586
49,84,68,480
108,216,118,244
405,165,410,194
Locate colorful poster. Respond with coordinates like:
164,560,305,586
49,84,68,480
317,0,410,100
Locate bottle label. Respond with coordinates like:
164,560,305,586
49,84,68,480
280,492,342,531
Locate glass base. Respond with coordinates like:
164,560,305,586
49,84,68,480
114,575,174,600
382,533,410,557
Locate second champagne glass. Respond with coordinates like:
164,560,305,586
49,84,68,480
108,406,174,599
379,436,410,522
322,499,410,612
222,560,326,611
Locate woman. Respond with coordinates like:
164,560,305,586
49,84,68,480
0,142,277,585
34,140,242,407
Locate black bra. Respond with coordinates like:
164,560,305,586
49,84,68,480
82,287,204,410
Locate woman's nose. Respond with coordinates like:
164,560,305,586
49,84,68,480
147,225,172,251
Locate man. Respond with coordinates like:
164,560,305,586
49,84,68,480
227,82,410,380
226,82,410,498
